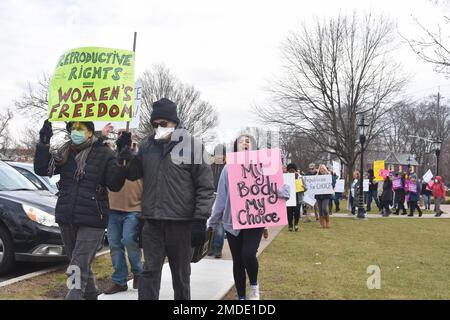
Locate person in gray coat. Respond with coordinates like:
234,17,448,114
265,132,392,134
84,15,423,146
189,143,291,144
118,98,215,300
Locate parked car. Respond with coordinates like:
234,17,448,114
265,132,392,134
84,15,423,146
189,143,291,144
5,161,60,194
0,160,69,274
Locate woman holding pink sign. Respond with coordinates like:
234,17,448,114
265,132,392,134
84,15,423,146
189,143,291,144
393,173,407,216
207,134,290,300
407,174,422,217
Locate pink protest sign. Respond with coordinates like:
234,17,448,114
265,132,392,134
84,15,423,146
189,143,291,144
226,148,287,230
392,178,403,190
408,181,417,193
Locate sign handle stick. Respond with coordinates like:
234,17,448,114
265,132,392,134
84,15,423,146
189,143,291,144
125,31,137,133
123,31,137,166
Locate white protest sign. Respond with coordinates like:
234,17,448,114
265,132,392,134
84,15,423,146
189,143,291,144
363,179,369,192
423,170,433,184
335,179,345,193
283,173,297,207
333,161,341,178
303,191,316,206
302,175,334,195
95,81,143,131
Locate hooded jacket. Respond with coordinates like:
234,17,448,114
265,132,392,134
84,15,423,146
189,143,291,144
432,176,446,199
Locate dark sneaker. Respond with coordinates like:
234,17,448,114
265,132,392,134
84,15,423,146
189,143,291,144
133,275,139,290
103,283,128,295
407,214,413,217
294,225,299,232
419,212,422,217
288,227,293,232
215,252,222,259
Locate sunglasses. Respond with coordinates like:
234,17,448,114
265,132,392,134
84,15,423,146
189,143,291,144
152,121,169,129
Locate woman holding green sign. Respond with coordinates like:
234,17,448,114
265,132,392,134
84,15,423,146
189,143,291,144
34,119,126,300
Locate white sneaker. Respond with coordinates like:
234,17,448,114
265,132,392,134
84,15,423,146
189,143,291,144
249,284,260,300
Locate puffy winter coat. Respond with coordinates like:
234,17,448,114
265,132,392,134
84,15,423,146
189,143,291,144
34,140,126,228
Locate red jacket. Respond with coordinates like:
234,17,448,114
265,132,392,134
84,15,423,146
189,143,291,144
432,176,446,199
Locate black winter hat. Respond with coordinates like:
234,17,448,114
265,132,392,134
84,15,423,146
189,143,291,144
287,163,298,172
150,98,180,124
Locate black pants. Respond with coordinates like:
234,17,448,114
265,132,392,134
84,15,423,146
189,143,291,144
226,228,264,299
409,201,422,215
139,220,193,300
381,200,391,215
287,206,300,228
395,201,407,215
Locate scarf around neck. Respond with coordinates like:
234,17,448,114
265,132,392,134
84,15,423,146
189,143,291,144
49,135,98,182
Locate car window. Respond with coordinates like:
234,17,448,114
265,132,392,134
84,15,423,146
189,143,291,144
13,167,47,191
0,162,38,191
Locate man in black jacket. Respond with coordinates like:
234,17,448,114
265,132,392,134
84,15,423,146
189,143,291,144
118,98,215,300
34,120,126,300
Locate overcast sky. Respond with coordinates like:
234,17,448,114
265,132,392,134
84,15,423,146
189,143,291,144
1,0,450,145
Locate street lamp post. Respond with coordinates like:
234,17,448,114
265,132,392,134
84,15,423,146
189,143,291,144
407,155,411,176
357,115,369,219
434,141,442,176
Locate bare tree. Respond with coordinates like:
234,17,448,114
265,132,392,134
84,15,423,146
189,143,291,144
255,13,408,187
378,94,450,176
404,0,450,75
0,110,14,158
138,64,219,143
15,73,50,122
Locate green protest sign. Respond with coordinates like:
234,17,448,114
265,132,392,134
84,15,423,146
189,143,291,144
48,47,135,122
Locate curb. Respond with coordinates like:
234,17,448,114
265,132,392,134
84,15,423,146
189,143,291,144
0,249,110,289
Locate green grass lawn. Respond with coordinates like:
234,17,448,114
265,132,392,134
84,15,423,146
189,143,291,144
257,218,450,299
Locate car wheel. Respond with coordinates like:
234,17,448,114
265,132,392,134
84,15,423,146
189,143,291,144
0,225,15,275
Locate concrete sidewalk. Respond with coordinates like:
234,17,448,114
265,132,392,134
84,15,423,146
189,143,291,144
99,226,283,300
330,213,450,219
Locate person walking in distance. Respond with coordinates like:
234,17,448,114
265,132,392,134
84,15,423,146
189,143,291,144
432,176,446,217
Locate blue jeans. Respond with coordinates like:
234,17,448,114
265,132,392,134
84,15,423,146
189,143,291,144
107,211,143,286
423,194,431,210
211,223,225,254
366,190,381,212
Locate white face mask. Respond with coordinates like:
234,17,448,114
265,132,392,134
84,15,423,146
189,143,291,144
155,126,175,140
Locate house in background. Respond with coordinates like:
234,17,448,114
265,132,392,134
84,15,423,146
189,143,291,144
365,150,419,174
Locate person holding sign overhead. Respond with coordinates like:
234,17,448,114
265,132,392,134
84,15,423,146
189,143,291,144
207,134,290,300
34,120,127,300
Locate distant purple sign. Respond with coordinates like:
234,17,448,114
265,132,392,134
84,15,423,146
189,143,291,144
408,181,417,193
392,178,403,190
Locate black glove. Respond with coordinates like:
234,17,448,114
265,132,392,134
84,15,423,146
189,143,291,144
39,120,53,144
191,220,207,247
117,145,134,165
116,131,132,153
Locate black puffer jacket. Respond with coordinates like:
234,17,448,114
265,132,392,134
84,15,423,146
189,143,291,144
34,140,126,229
127,128,215,221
